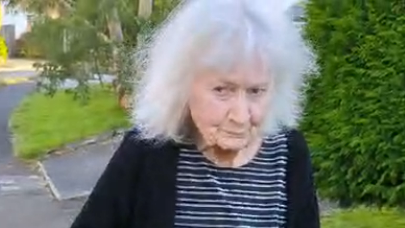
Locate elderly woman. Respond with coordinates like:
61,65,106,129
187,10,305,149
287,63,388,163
71,0,319,227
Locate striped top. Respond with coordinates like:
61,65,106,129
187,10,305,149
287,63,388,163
174,133,289,228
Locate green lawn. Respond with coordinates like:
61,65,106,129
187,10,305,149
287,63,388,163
10,86,131,159
322,207,405,228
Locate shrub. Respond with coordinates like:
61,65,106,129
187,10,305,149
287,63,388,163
302,1,405,206
0,36,8,62
151,0,180,24
15,32,44,59
28,0,180,103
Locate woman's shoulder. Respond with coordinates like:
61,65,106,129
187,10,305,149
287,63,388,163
114,127,179,164
115,127,148,160
264,128,310,162
286,129,307,148
283,128,312,169
121,127,175,149
113,127,164,164
264,129,306,146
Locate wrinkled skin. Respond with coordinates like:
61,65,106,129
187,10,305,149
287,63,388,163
188,64,273,167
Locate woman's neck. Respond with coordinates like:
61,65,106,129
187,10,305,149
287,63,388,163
199,137,263,168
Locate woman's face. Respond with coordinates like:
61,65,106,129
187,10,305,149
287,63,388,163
188,64,272,152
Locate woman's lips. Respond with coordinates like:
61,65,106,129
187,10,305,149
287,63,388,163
222,130,248,138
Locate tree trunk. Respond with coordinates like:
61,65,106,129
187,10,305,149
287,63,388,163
138,0,153,18
106,8,124,43
106,7,127,108
106,6,124,73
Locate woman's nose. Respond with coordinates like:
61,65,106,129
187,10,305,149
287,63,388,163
228,95,250,125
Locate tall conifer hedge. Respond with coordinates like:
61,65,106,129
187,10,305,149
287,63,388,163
302,1,405,206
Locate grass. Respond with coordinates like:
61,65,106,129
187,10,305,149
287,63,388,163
10,86,131,159
322,207,405,228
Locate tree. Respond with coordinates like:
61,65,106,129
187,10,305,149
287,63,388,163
4,0,178,105
302,0,405,207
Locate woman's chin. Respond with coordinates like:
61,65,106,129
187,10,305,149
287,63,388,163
216,138,250,152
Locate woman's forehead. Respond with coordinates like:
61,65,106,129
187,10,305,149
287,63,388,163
194,66,271,85
195,47,269,72
189,28,270,74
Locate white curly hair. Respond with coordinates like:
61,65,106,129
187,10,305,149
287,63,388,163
132,0,316,142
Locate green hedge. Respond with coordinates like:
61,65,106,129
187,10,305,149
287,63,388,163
302,1,405,207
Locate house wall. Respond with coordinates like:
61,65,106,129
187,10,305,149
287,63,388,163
1,3,28,39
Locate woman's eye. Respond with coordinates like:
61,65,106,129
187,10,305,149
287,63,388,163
248,87,266,95
213,86,228,94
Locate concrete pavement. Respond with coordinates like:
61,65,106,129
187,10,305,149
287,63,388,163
0,82,84,228
0,71,38,86
0,66,117,227
0,59,40,72
0,183,84,228
0,83,35,174
39,137,120,201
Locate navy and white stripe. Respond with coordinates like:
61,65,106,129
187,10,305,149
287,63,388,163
174,134,289,228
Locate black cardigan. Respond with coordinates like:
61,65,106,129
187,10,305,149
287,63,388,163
71,128,320,228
